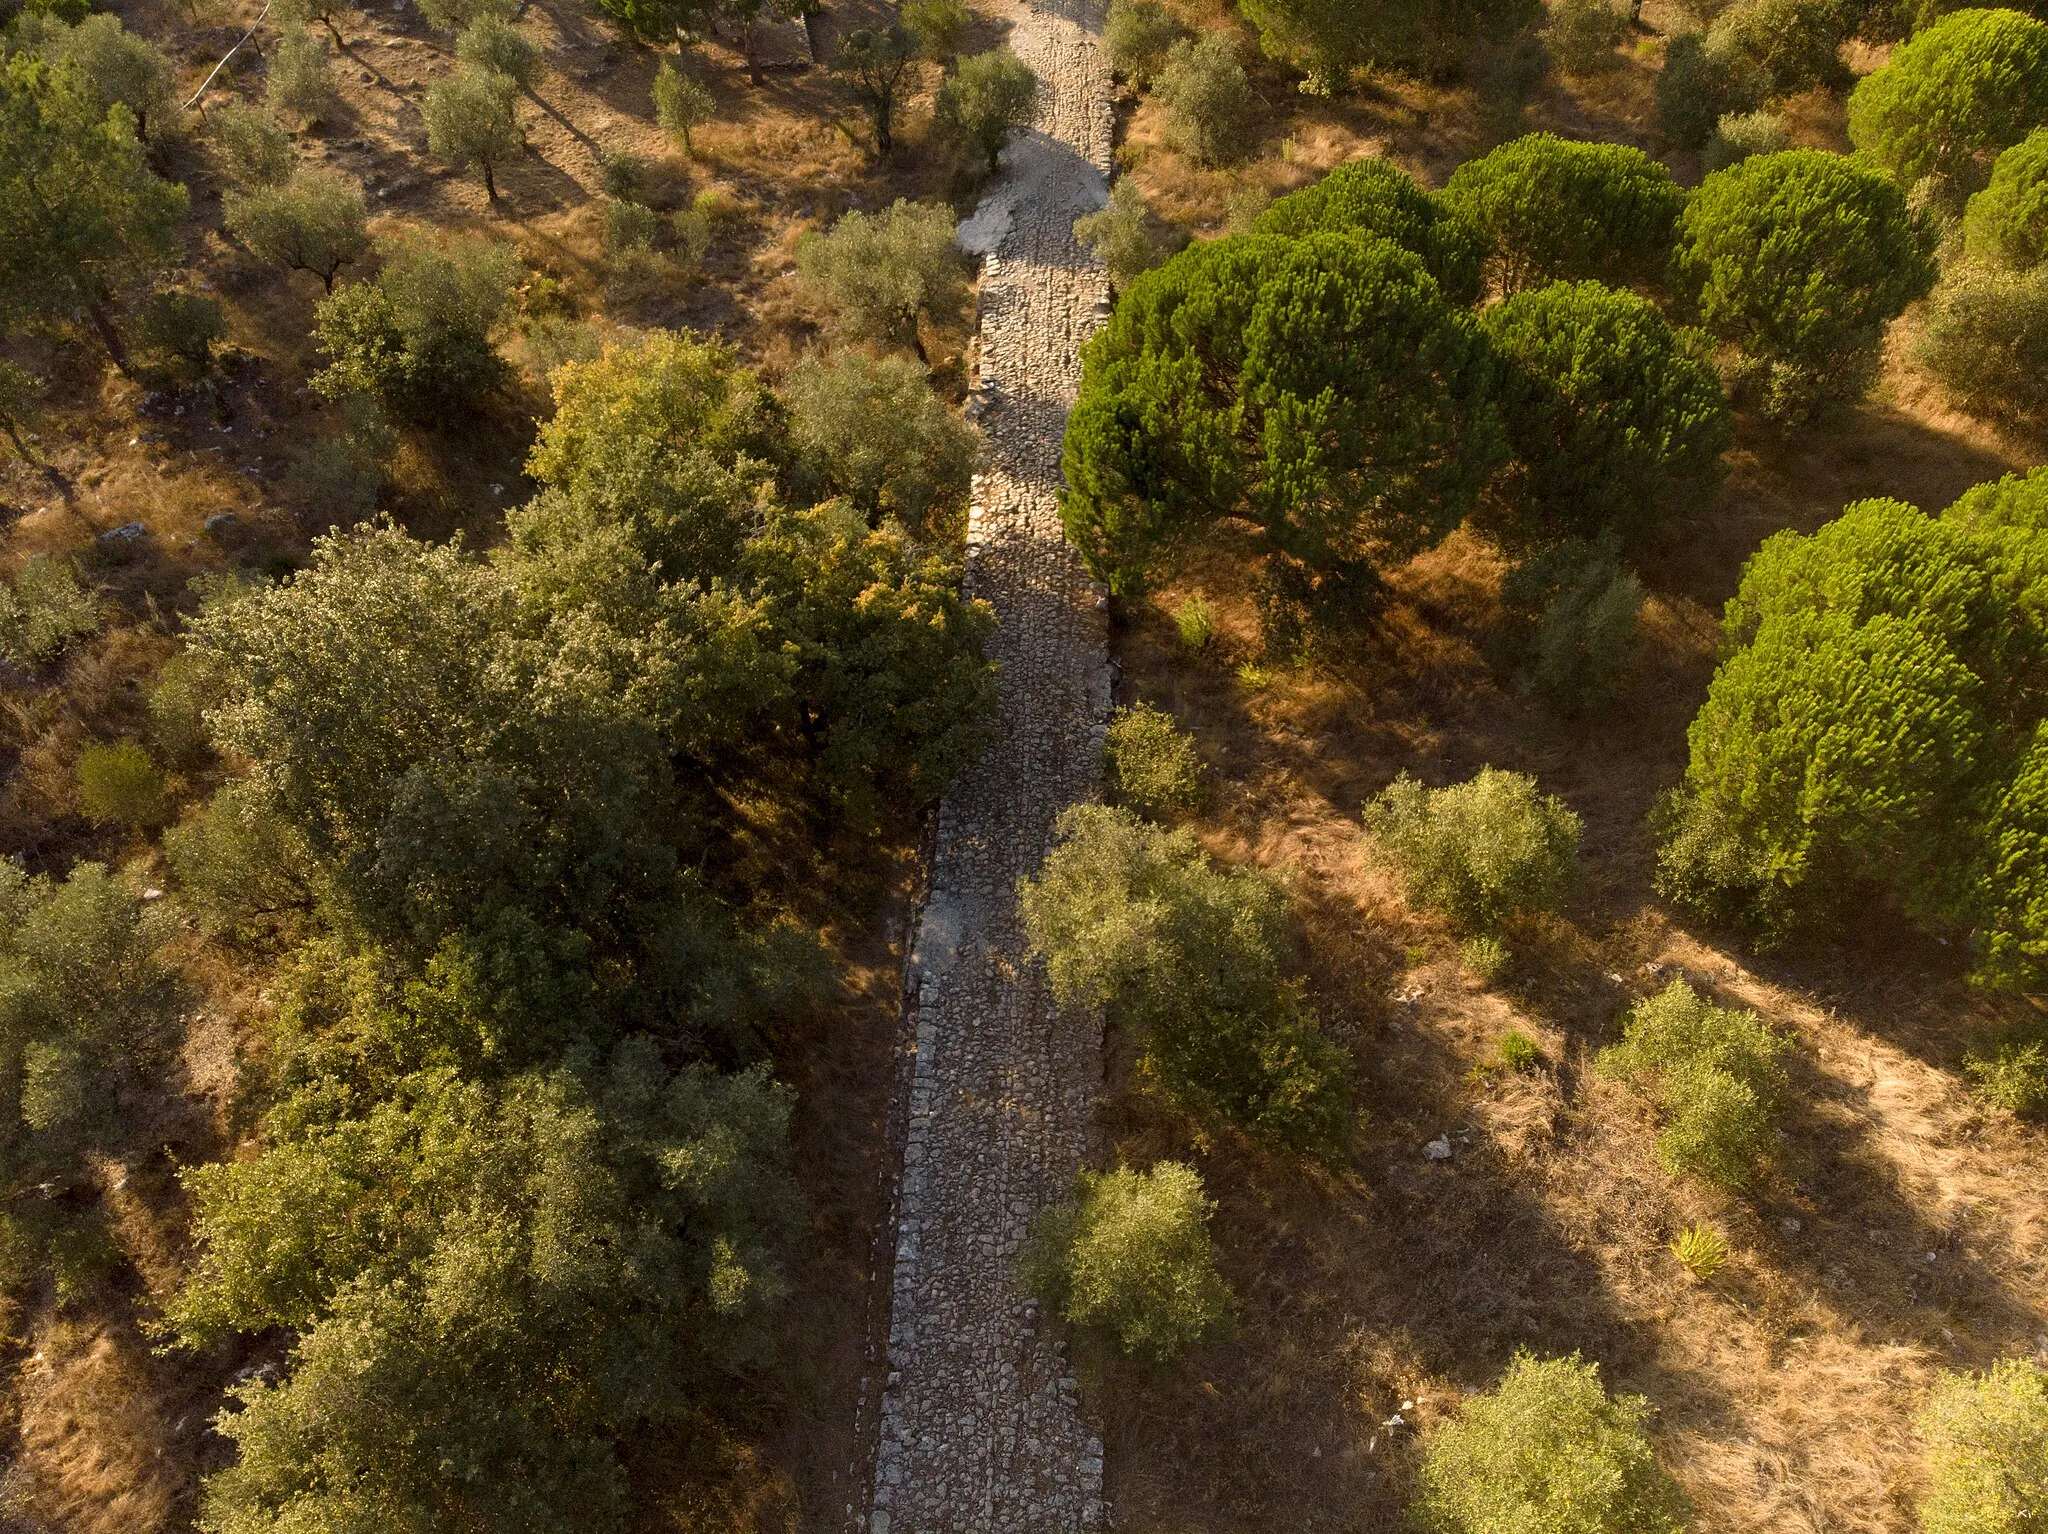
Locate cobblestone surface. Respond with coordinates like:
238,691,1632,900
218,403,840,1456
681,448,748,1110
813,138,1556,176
860,3,1116,1530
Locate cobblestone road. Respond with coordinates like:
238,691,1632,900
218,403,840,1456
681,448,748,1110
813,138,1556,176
861,2,1117,1530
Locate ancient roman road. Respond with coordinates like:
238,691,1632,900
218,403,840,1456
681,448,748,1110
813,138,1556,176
859,2,1117,1530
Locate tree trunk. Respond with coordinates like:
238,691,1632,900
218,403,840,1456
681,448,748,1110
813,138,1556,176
484,161,499,201
743,20,763,85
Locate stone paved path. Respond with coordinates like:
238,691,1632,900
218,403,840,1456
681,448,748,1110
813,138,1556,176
861,3,1116,1530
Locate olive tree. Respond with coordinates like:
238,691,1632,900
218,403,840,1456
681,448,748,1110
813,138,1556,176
1240,0,1537,87
1703,0,1850,96
312,232,521,415
652,59,716,155
795,199,965,358
1074,177,1183,290
456,15,541,88
1417,1352,1690,1534
1060,231,1503,642
0,54,188,373
1252,155,1484,304
1657,31,1764,151
831,24,919,157
1441,134,1687,295
205,99,295,187
266,17,340,126
1363,768,1582,933
1916,261,2048,421
425,67,522,200
36,14,176,141
937,47,1037,171
782,352,978,527
225,168,371,292
1672,149,1936,417
1104,0,1186,85
1478,279,1731,550
1155,32,1250,166
1701,107,1789,173
1497,540,1646,716
1018,804,1352,1154
1545,0,1626,77
1917,1359,2048,1534
1964,125,2048,267
1847,8,2048,188
903,0,970,63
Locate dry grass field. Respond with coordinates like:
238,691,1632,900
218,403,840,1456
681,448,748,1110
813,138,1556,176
0,0,2043,1524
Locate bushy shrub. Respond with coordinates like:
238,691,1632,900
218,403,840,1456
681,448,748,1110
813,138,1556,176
1417,1351,1690,1534
1495,1023,1538,1064
1105,0,1187,84
1441,134,1687,294
204,99,296,188
652,59,716,155
1465,937,1513,984
903,0,970,62
415,0,517,32
782,351,978,527
1847,8,2048,188
1964,125,2048,267
1670,1222,1728,1278
267,19,339,126
1022,1161,1230,1363
456,14,540,88
1240,0,1540,87
285,433,386,523
1599,978,1789,1187
1156,32,1250,165
1364,768,1581,933
1965,1033,2048,1114
1253,156,1485,305
1702,107,1788,172
0,555,99,669
1173,594,1214,649
1545,0,1626,76
1673,149,1936,418
937,48,1038,171
225,168,370,292
1657,31,1765,151
424,66,522,199
796,199,965,356
312,232,521,416
76,739,168,828
1104,702,1202,813
1917,1359,2048,1534
1074,178,1182,290
1498,540,1646,715
602,195,660,255
1060,231,1503,642
1019,805,1352,1153
1479,280,1731,550
147,648,227,765
1704,0,1850,95
1916,261,2048,421
162,779,314,936
133,290,225,378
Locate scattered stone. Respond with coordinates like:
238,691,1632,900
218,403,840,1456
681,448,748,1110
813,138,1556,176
1425,1136,1453,1161
98,522,146,544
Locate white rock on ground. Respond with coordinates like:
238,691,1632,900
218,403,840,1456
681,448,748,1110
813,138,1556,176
859,0,1117,1529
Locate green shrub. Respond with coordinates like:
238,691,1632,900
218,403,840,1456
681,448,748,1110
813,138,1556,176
456,14,540,88
1059,231,1503,643
603,195,660,254
147,648,227,765
75,739,168,829
1105,0,1187,84
1074,178,1183,290
902,0,970,62
1239,0,1540,87
0,555,99,669
1023,1161,1230,1363
1441,133,1687,295
1156,33,1250,166
797,199,965,355
424,66,522,200
415,0,518,31
1599,978,1788,1188
267,19,339,126
1418,1351,1690,1534
652,60,716,155
1479,281,1730,551
1917,1358,2048,1534
782,351,978,527
1104,702,1202,813
1498,541,1646,716
38,13,176,140
1363,768,1581,933
1964,126,2048,267
285,434,385,523
162,779,313,935
1670,1222,1728,1278
1172,593,1215,650
225,168,371,292
1658,31,1765,151
1916,261,2048,421
1965,1034,2048,1113
1702,107,1789,172
312,232,520,416
133,290,225,379
1495,1024,1538,1065
832,24,919,157
937,48,1038,172
1848,8,2048,188
1251,154,1486,305
1019,805,1352,1154
1704,0,1850,95
1546,0,1626,76
1673,149,1937,418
